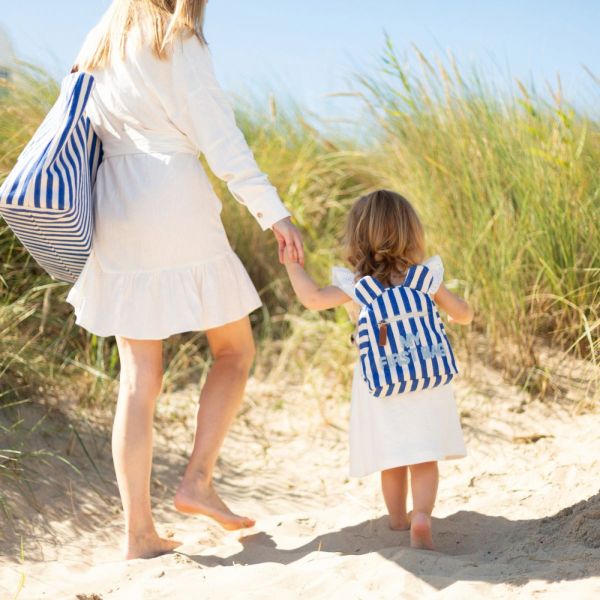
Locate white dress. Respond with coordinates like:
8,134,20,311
332,257,467,477
67,31,290,339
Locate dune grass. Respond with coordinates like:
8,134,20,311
361,41,599,391
0,46,598,418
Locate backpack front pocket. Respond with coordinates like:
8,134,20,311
376,311,451,382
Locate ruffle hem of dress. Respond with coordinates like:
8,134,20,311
66,250,262,339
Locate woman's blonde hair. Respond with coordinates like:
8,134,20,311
345,190,426,287
77,0,207,71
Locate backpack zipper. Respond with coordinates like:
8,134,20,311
378,311,429,347
379,311,429,325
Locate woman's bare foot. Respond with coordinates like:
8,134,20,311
125,531,181,560
389,510,411,531
410,512,434,550
174,481,255,531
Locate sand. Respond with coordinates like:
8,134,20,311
1,359,600,600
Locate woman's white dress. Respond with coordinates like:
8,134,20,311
67,31,290,339
332,257,467,477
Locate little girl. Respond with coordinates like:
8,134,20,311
283,189,473,550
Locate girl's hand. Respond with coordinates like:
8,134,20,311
272,217,304,266
282,249,352,310
282,244,295,265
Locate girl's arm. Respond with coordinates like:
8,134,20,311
433,283,474,325
284,256,351,311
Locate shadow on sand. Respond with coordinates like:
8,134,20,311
184,494,600,590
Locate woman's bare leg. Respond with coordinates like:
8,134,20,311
174,317,256,530
114,337,180,559
408,461,439,550
381,467,410,530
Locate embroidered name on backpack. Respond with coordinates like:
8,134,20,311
379,332,447,368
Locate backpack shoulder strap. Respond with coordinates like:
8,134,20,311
402,264,436,294
354,275,386,306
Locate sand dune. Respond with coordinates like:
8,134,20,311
1,361,600,599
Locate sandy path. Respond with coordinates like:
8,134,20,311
1,361,600,599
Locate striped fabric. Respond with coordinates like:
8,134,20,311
355,265,458,397
0,72,102,282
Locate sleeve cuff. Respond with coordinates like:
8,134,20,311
253,199,292,230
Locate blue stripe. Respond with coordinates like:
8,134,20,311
402,267,415,287
426,304,454,377
414,292,439,379
386,288,409,383
56,152,72,210
376,296,395,385
404,289,425,380
355,276,384,304
7,137,53,206
45,168,54,210
397,288,418,383
47,76,86,169
366,308,382,390
413,266,428,292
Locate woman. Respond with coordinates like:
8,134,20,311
68,0,304,559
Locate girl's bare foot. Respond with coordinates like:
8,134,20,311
389,510,411,531
174,481,255,530
125,531,181,560
410,512,434,550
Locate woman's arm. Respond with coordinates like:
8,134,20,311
433,283,474,325
284,255,351,311
169,37,289,230
163,37,303,263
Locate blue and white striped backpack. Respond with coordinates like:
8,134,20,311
354,264,458,397
0,72,103,282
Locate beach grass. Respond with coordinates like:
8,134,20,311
0,46,598,419
371,41,599,387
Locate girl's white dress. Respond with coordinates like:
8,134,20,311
332,257,467,477
67,31,290,339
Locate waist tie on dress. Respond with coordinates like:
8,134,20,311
100,135,198,158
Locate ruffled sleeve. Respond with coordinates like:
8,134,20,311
332,267,358,301
423,255,444,294
167,36,290,231
332,266,360,321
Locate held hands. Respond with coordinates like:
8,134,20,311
281,243,296,265
272,217,304,266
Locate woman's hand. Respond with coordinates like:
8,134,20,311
272,217,304,266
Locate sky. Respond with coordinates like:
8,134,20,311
1,1,599,121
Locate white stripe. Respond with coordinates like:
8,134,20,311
404,289,428,381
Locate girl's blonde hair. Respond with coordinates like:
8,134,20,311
345,190,425,287
77,0,207,72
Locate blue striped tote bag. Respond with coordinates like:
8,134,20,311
354,264,458,397
0,72,103,283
